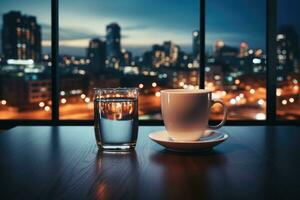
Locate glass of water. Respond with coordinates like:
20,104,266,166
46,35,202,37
94,88,139,151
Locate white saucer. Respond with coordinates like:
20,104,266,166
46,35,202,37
148,130,228,152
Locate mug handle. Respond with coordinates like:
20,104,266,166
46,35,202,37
208,99,228,130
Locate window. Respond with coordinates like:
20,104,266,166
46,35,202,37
276,0,300,120
59,0,200,120
206,0,267,120
0,0,51,119
0,0,299,124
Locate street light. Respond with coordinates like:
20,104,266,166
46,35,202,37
44,106,50,111
282,99,287,105
289,98,295,103
81,94,86,99
39,102,45,107
61,98,67,104
1,100,7,105
85,97,90,103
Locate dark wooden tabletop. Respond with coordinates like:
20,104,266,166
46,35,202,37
0,126,300,200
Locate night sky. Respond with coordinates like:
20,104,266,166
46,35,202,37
0,0,299,56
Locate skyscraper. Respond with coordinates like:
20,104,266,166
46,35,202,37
151,44,165,68
1,11,41,62
87,38,106,74
106,23,121,69
121,49,132,67
214,40,225,57
276,26,299,81
239,42,249,58
192,30,200,59
163,41,179,66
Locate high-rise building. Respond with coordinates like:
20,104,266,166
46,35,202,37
276,26,299,81
192,30,200,59
106,23,121,69
239,42,249,58
1,11,41,62
151,44,165,68
142,51,153,68
163,41,179,66
121,49,132,67
214,40,225,57
87,38,106,74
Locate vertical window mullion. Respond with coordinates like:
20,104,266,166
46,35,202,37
266,0,277,122
51,0,59,121
199,0,205,89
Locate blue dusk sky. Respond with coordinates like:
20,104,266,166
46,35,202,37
0,0,299,56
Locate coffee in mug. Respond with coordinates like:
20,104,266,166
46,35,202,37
161,89,227,141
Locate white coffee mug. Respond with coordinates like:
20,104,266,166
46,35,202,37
161,89,228,141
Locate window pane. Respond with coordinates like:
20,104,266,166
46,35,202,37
0,0,51,119
59,0,200,120
276,0,300,120
206,0,267,120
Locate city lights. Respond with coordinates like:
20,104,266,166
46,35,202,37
80,94,86,99
235,79,240,85
61,98,67,104
258,99,265,105
78,70,86,75
84,97,90,103
212,93,220,99
277,34,285,40
39,102,45,107
230,98,237,105
214,75,221,81
155,91,161,97
44,54,49,60
7,59,34,65
282,99,288,105
138,83,144,89
292,79,298,84
70,89,82,95
252,58,261,64
193,31,199,37
44,106,50,111
0,10,299,122
255,113,266,120
1,100,7,105
60,91,65,96
276,89,282,96
289,98,295,103
250,89,256,94
227,76,233,82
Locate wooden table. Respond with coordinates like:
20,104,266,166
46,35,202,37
0,126,300,199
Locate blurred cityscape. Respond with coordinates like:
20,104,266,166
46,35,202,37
0,11,299,120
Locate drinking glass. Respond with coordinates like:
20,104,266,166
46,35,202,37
94,88,139,151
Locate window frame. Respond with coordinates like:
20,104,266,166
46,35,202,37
0,0,299,128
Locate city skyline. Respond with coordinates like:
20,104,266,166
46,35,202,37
1,0,299,56
0,1,299,120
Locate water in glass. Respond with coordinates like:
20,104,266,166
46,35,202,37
94,95,138,151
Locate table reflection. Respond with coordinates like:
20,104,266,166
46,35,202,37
89,151,139,199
